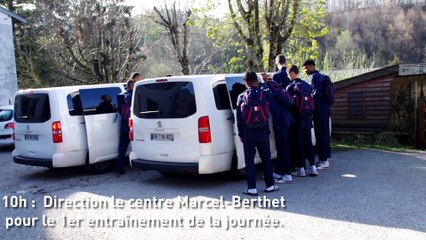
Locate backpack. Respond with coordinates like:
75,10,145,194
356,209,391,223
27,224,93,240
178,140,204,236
293,82,314,116
322,75,335,106
240,89,270,128
118,92,131,120
267,81,294,109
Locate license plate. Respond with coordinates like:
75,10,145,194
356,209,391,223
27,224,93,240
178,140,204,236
25,134,39,141
151,133,174,141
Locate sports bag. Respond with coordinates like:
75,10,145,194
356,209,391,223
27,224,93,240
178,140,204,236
267,81,294,108
322,75,335,106
240,89,270,128
293,82,314,116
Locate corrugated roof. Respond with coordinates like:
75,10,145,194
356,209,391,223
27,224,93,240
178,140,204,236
333,63,426,90
333,64,399,90
0,6,27,23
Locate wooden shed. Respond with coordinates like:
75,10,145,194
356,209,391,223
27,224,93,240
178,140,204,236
332,64,426,135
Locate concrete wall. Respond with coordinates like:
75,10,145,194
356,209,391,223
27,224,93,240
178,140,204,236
0,11,18,106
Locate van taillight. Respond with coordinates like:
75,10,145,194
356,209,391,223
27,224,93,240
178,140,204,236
198,116,211,143
10,123,15,140
6,123,14,140
129,118,134,141
52,121,63,143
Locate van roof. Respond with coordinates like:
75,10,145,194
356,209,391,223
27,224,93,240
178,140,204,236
136,73,246,86
16,83,125,94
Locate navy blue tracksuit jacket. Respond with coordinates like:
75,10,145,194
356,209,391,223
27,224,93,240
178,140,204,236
261,81,293,175
236,87,274,189
310,71,331,162
286,79,315,168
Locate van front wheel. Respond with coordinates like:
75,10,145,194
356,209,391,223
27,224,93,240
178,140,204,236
86,161,112,174
84,153,112,174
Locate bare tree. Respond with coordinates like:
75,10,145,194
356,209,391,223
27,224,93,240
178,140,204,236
153,2,192,75
228,0,263,71
264,0,299,71
228,0,299,71
37,0,145,84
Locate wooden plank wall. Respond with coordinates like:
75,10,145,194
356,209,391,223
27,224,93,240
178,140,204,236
332,76,395,131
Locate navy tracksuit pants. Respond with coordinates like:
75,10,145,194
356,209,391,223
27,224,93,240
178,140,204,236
313,112,331,162
291,120,315,169
243,131,274,189
273,126,292,175
117,131,130,172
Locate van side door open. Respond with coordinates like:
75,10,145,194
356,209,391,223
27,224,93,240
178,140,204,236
79,85,123,164
224,76,247,170
224,75,277,170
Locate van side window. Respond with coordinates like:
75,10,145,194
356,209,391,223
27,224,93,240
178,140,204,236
79,87,121,115
213,83,231,110
225,76,247,109
134,82,196,119
14,93,51,123
67,92,84,116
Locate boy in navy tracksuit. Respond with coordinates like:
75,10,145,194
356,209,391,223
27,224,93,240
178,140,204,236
116,79,134,175
272,54,292,88
236,71,278,196
286,65,318,177
261,73,294,183
302,59,331,170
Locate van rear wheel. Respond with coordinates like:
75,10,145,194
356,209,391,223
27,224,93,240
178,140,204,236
228,151,246,180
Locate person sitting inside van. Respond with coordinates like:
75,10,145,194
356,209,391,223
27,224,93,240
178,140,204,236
236,71,279,196
96,95,116,114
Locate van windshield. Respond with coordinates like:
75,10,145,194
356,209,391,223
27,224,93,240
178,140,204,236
14,93,51,123
134,81,196,119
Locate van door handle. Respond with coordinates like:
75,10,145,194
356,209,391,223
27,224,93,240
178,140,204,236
80,122,85,124
114,114,118,123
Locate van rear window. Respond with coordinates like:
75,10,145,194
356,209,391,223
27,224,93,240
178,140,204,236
14,93,51,123
134,82,196,119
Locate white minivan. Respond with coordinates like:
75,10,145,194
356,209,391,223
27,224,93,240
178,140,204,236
129,74,278,175
12,83,125,173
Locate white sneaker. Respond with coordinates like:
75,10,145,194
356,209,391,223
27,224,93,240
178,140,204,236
316,160,330,170
274,177,284,183
309,165,319,176
273,172,283,179
282,174,293,183
292,168,306,177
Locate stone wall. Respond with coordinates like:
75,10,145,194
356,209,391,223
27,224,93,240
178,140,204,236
0,12,18,106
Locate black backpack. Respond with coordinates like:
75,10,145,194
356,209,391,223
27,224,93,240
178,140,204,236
240,89,270,128
322,75,335,106
267,81,294,109
293,82,314,116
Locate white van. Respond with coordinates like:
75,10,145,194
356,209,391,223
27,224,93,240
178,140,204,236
12,83,125,173
129,74,278,175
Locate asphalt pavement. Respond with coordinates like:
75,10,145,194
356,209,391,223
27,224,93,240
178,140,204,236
1,147,426,240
